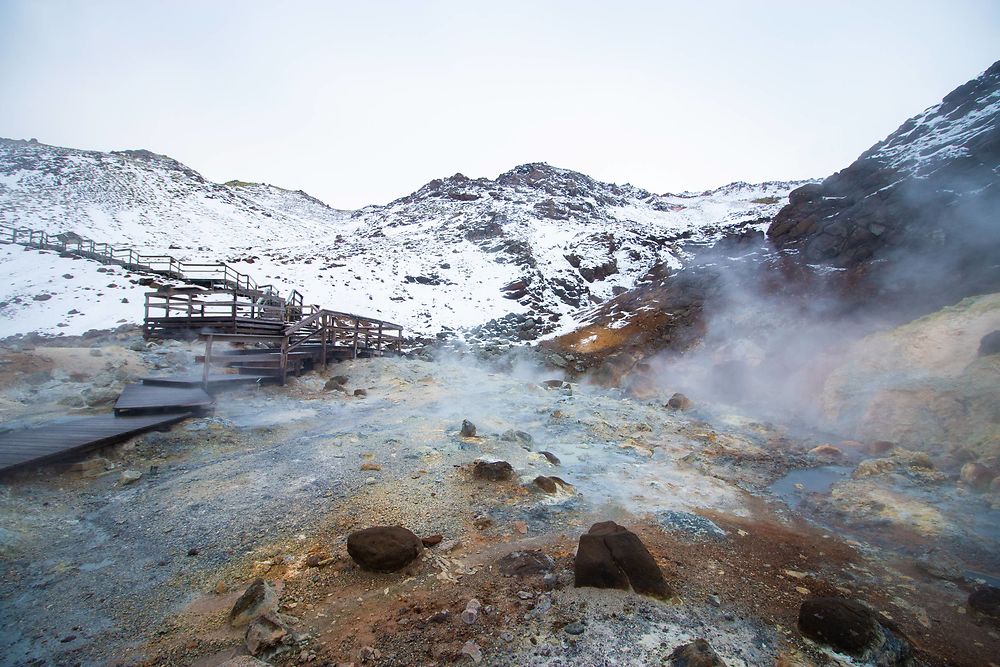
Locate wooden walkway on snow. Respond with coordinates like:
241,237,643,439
0,413,191,474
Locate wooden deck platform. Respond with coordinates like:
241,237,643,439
113,384,215,415
140,373,268,390
0,413,192,475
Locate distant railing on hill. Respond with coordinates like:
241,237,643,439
0,222,283,304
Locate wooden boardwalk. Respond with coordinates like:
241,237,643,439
0,413,191,475
113,384,214,416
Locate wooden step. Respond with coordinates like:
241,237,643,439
114,384,215,416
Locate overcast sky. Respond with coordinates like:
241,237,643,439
1,1,998,209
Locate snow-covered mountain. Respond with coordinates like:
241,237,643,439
0,137,808,338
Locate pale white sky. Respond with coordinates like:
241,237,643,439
1,1,998,209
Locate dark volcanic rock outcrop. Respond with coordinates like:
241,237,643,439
574,521,672,600
769,60,1000,309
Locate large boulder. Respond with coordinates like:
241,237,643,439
229,579,278,628
347,526,422,572
798,597,912,664
473,460,514,481
969,584,1000,617
574,521,672,600
668,639,727,666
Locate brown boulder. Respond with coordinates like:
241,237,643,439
666,393,692,410
969,584,1000,617
473,460,514,481
961,462,996,490
798,597,879,657
229,579,278,628
460,419,477,437
668,639,727,666
574,521,672,600
347,526,422,572
533,475,571,494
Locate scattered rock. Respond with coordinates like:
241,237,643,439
360,462,381,471
969,584,1000,617
32,293,52,301
540,451,560,465
473,515,494,530
461,598,481,624
460,419,477,437
324,376,348,390
574,521,673,600
460,640,483,663
978,330,1000,356
347,526,422,572
473,460,514,481
501,429,534,447
961,462,996,490
564,621,586,635
353,388,368,397
668,639,727,666
218,657,272,667
808,444,844,460
657,511,726,540
533,475,571,494
798,597,881,658
244,613,288,656
498,550,555,577
229,579,278,628
853,458,896,478
666,393,692,410
119,469,142,485
421,534,443,548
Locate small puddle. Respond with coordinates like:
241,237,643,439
769,465,852,509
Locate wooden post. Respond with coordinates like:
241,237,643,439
352,320,360,359
202,335,213,391
377,323,383,357
320,313,328,366
280,337,290,385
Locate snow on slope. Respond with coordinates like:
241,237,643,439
0,140,809,339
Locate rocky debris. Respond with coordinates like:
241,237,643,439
473,460,514,481
460,419,477,437
461,598,481,624
668,639,728,666
245,612,289,656
229,579,278,628
969,585,1000,617
853,458,896,478
347,526,422,572
540,451,560,465
666,393,692,410
353,388,368,397
82,386,119,407
460,640,483,663
798,597,911,664
979,330,1000,356
324,375,348,390
497,550,555,577
657,511,726,540
219,658,271,667
501,429,534,447
119,469,142,485
533,475,572,494
574,521,673,600
808,444,844,460
960,461,996,490
421,534,443,548
542,379,572,393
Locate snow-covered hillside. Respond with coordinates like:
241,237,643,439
0,139,808,338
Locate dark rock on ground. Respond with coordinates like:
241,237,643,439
473,460,514,481
353,388,367,397
979,330,1000,356
347,526,422,572
540,451,560,465
421,534,443,548
498,550,556,577
533,475,571,494
244,613,289,656
501,429,534,447
799,597,875,655
229,579,278,628
460,419,477,437
969,585,1000,617
574,521,673,600
667,393,692,410
668,639,727,666
324,375,348,390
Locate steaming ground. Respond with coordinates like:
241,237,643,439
1,331,999,666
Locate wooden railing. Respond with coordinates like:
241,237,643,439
0,222,283,304
200,309,404,385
